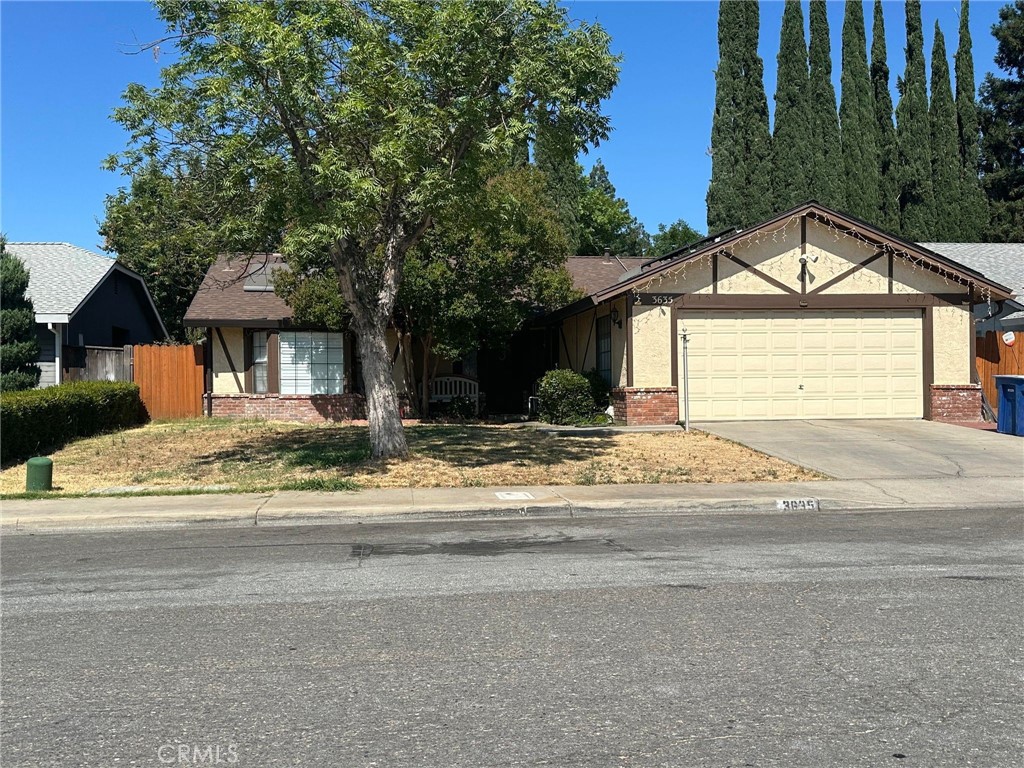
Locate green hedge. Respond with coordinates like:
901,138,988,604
537,369,595,425
0,381,144,465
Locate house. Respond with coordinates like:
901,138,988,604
183,254,409,421
539,202,1015,425
7,242,168,387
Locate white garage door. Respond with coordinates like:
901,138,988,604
678,310,923,420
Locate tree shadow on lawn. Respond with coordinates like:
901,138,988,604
192,424,613,475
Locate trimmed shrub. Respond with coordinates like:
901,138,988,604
537,369,595,425
0,381,144,465
582,368,612,409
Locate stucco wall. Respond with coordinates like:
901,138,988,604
212,327,246,394
932,304,972,384
631,304,672,387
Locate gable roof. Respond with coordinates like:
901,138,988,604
565,255,647,295
7,242,168,336
183,254,293,327
920,243,1024,299
587,202,1014,304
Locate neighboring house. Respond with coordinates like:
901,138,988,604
184,254,415,422
539,202,1015,425
7,242,168,387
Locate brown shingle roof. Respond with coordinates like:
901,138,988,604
565,255,646,295
183,254,292,327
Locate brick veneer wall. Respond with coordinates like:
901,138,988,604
611,387,679,426
929,384,982,423
209,393,367,423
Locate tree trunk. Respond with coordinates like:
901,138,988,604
420,332,433,418
354,321,408,459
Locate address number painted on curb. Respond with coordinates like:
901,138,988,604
776,498,820,511
495,492,535,501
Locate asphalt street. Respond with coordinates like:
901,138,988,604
1,508,1022,767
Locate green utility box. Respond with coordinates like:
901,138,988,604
26,457,53,492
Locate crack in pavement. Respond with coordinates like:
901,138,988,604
253,493,275,526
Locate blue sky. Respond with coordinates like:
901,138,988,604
0,1,1005,253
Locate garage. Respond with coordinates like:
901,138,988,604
547,203,1014,425
677,309,923,420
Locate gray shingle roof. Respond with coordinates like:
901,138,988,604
6,242,117,316
920,242,1024,297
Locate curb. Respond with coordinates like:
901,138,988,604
4,495,1015,534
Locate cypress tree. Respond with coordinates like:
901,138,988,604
895,0,935,240
0,237,41,392
955,0,987,240
534,117,583,254
808,0,844,208
871,0,900,231
930,23,963,240
707,0,772,231
772,0,812,210
839,0,880,221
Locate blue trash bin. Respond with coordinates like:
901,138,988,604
994,375,1024,437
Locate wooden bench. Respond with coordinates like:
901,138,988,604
429,375,480,414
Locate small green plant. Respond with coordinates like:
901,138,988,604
536,369,595,425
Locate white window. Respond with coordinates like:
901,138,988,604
252,331,269,393
279,331,344,395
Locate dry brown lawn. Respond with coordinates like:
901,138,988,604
0,419,821,495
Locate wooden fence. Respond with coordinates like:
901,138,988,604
975,331,1024,412
62,345,132,382
133,344,204,420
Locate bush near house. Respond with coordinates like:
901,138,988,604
583,368,612,409
537,369,596,425
0,381,144,464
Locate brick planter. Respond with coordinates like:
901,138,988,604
611,387,679,426
208,393,368,423
929,384,982,423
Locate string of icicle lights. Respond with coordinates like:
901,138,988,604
632,213,992,310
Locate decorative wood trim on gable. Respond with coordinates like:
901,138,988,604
559,325,573,370
808,251,885,295
580,309,597,371
722,251,800,295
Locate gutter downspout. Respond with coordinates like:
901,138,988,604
48,323,62,385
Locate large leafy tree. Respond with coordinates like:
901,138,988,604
871,0,900,231
895,0,935,239
650,219,703,258
109,0,618,458
808,0,844,208
772,0,812,210
578,160,650,256
840,0,880,221
0,237,41,392
929,23,963,240
955,0,988,240
980,0,1024,240
707,0,772,231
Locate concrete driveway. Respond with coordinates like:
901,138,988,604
698,419,1024,481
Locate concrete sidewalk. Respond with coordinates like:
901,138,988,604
2,473,1021,532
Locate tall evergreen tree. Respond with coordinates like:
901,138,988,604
707,0,772,231
955,0,987,239
771,0,812,210
808,0,844,208
0,237,41,392
979,0,1024,240
839,0,880,221
871,0,900,231
895,0,935,239
534,117,584,254
930,23,963,240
